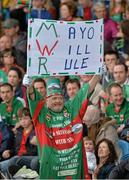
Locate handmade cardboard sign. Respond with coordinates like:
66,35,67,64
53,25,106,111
27,19,103,76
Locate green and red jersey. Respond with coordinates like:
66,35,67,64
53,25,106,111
28,84,90,179
0,97,25,126
106,99,129,124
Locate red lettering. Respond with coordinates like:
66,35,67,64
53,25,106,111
36,39,58,56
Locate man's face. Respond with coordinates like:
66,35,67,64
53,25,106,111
66,82,79,99
46,94,64,112
0,85,13,103
113,65,127,84
0,36,12,51
105,54,118,73
95,7,106,19
110,86,124,107
34,81,46,97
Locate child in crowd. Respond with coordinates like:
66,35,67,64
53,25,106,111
0,107,37,177
83,136,97,175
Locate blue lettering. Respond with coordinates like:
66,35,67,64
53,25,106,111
64,58,89,71
85,45,90,54
74,59,79,69
88,27,94,39
69,27,76,39
77,45,82,55
80,27,86,39
81,58,88,69
68,45,72,55
64,59,72,70
38,57,48,74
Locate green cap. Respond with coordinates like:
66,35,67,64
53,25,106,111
2,19,19,29
47,78,62,97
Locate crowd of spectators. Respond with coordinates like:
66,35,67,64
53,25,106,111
0,0,129,179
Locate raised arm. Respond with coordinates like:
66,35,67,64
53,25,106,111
88,75,101,94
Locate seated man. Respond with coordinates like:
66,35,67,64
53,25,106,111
65,78,81,100
113,62,129,101
106,83,129,133
2,19,27,55
102,50,119,89
0,107,38,177
0,35,26,70
32,78,46,98
0,83,26,128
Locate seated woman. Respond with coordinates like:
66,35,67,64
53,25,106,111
0,48,24,75
93,138,118,179
60,1,82,21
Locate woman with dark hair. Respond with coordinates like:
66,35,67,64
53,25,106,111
0,48,24,75
93,138,118,179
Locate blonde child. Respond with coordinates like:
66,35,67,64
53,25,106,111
84,136,97,175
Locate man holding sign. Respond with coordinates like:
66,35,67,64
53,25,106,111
25,18,104,179
23,74,101,179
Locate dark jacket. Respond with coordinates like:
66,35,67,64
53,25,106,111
0,121,14,160
14,127,37,156
15,32,27,54
97,162,116,179
109,158,129,179
13,47,27,71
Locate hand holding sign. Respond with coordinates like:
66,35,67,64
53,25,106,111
23,74,32,87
